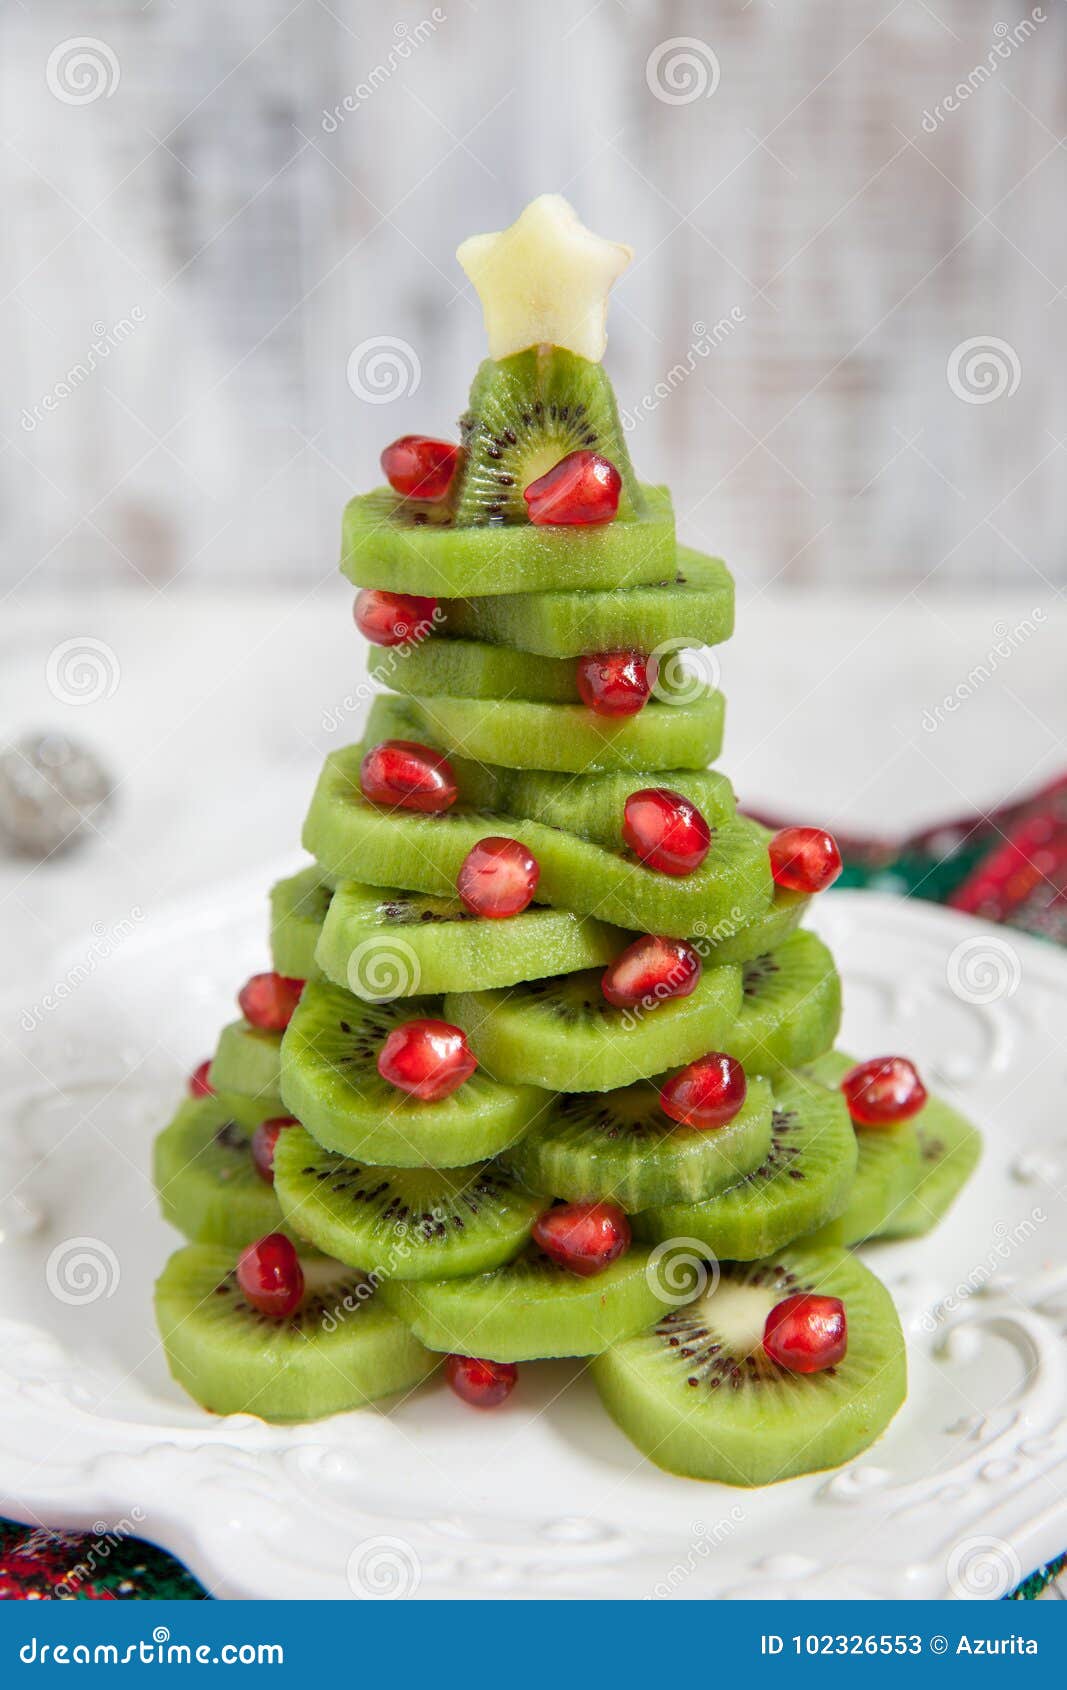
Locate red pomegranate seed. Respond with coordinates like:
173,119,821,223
238,973,305,1033
381,435,461,501
622,788,712,876
523,450,621,526
251,1116,297,1184
359,739,458,814
841,1056,928,1127
576,650,650,717
354,589,438,647
532,1201,631,1278
660,1053,747,1129
377,1018,477,1101
236,1233,304,1320
768,826,843,894
188,1059,214,1098
445,1354,518,1408
602,935,702,1009
763,1294,847,1373
457,836,540,918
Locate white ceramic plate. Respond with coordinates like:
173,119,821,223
1,883,1065,1600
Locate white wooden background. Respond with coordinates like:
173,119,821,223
1,0,1064,599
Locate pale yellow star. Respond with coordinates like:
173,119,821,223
457,194,632,364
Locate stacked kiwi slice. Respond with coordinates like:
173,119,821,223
152,260,980,1484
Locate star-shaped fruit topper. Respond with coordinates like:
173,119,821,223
457,194,632,364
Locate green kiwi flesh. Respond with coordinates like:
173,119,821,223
399,689,724,776
341,483,675,598
445,961,743,1094
805,1051,922,1246
315,880,624,1000
273,1124,542,1279
439,546,734,659
379,1244,678,1362
633,1068,858,1260
592,1242,906,1485
303,744,773,940
153,1096,298,1251
279,980,549,1169
505,1076,775,1213
155,1244,436,1421
270,867,332,979
877,1089,981,1240
724,932,842,1074
207,1020,284,1115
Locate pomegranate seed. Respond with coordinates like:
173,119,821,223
602,935,702,1009
763,1294,848,1373
445,1353,518,1408
622,788,711,876
377,1018,477,1101
660,1053,747,1130
251,1116,297,1184
188,1059,214,1098
577,650,650,717
381,435,461,501
523,450,621,526
354,589,438,648
768,826,843,894
238,973,305,1033
457,836,540,918
532,1201,631,1278
359,740,458,814
841,1056,928,1127
236,1233,304,1320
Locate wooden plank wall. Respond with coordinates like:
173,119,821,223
1,0,1063,597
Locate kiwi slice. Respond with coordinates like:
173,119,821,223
341,483,674,598
398,689,724,776
274,1125,541,1280
270,867,331,979
804,1052,922,1246
365,689,737,845
315,880,624,1000
153,1096,299,1250
155,1244,436,1421
440,546,733,658
878,1089,981,1241
506,1076,775,1213
592,1242,906,1485
368,637,581,703
303,744,773,941
701,887,810,966
725,932,842,1074
379,1244,671,1362
279,980,548,1169
207,1020,284,1116
446,962,743,1094
454,348,641,522
634,1068,858,1260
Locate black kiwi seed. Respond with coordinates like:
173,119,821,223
743,954,780,997
213,1121,248,1152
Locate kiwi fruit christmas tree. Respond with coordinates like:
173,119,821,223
153,196,980,1485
